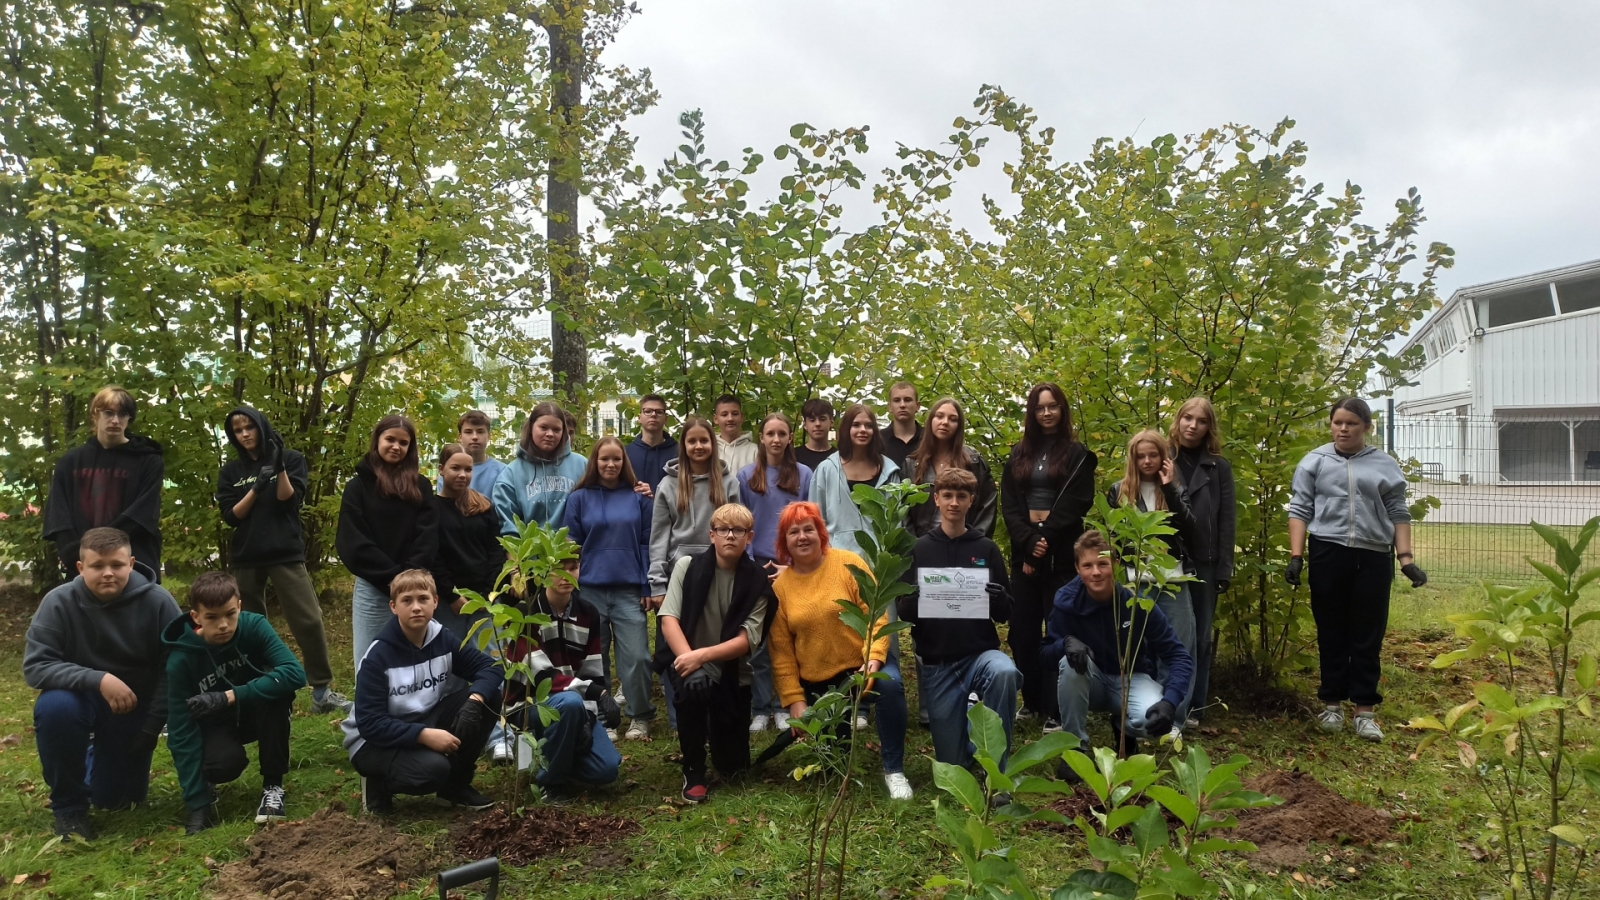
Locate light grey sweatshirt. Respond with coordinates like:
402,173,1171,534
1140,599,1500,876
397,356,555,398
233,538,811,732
1288,443,1411,554
648,459,742,595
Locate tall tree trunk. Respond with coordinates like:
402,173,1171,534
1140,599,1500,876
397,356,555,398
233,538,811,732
544,0,587,405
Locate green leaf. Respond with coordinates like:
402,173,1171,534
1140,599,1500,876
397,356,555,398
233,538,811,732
1051,870,1136,899
932,759,987,813
1006,731,1082,777
1578,655,1598,692
1549,824,1589,846
969,701,1009,766
1145,785,1199,827
1130,803,1168,856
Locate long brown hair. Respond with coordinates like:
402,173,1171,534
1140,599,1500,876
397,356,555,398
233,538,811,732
1117,429,1171,511
835,403,886,464
748,412,801,495
518,400,568,459
366,415,423,504
574,435,640,491
1011,382,1077,481
436,444,493,516
909,397,970,484
1167,396,1222,456
675,416,728,516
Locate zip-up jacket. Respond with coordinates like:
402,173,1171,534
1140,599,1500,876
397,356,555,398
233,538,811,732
1288,443,1410,554
897,527,1012,665
648,459,741,595
1107,480,1200,572
810,453,904,557
162,611,305,809
43,434,165,575
1042,576,1192,709
902,449,998,539
1175,447,1236,579
564,483,653,594
336,460,438,593
626,434,678,492
738,463,813,561
216,407,308,568
491,442,586,534
999,440,1098,576
341,616,501,756
431,495,507,603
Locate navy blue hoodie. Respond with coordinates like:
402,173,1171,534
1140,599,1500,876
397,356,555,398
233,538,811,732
1041,576,1192,709
340,616,502,757
563,483,652,594
626,434,678,492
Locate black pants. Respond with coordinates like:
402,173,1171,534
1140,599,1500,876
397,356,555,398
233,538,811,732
202,695,294,791
1308,535,1392,707
352,685,497,795
1009,560,1069,716
675,678,751,780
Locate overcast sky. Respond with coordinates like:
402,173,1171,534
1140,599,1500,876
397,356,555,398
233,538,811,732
609,1,1600,307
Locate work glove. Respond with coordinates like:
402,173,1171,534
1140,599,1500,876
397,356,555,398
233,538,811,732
185,691,231,722
1401,561,1428,588
583,682,622,728
1064,636,1094,675
269,436,286,475
252,441,280,494
984,582,1007,598
1284,556,1304,587
451,697,489,740
1143,699,1177,737
1216,579,1230,593
682,668,714,703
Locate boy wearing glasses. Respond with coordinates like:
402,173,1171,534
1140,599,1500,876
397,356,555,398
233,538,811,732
655,503,775,802
626,394,677,492
43,386,166,580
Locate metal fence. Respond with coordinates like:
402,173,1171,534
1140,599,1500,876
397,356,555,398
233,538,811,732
1384,413,1600,585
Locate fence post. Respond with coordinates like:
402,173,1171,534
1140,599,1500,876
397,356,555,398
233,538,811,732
1386,398,1396,455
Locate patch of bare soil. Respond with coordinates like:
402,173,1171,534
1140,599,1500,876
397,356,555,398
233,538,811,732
454,805,641,867
208,803,446,900
1233,770,1394,868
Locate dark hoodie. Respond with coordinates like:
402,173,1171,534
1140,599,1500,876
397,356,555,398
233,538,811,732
340,616,501,757
162,611,306,809
626,433,678,492
897,527,1012,665
43,434,165,577
23,561,182,736
336,460,438,592
216,407,310,568
1041,576,1192,709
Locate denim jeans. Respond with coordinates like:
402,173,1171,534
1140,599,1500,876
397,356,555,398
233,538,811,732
523,690,621,787
802,658,908,774
351,577,392,673
34,689,155,816
584,585,656,722
921,650,1021,768
1150,582,1197,720
1056,659,1167,748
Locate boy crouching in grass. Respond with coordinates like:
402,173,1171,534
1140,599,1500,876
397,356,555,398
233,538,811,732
163,571,306,834
342,569,503,814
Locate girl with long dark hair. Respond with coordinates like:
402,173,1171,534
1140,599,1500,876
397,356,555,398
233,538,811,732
431,443,507,642
901,398,997,538
1167,397,1235,725
811,404,903,556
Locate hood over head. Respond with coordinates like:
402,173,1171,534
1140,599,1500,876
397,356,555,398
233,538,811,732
223,406,281,460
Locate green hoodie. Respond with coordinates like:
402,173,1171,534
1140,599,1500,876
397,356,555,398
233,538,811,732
162,611,305,810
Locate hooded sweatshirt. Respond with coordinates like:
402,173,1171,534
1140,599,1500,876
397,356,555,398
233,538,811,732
717,433,760,478
162,611,306,809
626,433,678,492
341,616,502,757
491,441,587,535
1041,576,1192,709
809,453,903,557
647,459,742,595
216,407,309,568
564,483,653,593
1288,443,1411,554
431,494,507,603
335,460,438,592
24,561,181,734
738,462,813,561
43,434,165,576
897,527,1011,665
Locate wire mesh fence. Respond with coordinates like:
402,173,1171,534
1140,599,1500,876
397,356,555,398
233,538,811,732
1384,413,1600,585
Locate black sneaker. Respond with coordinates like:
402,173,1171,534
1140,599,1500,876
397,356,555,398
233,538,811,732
362,777,394,816
1042,717,1063,734
255,784,286,824
52,809,96,841
438,785,495,811
1055,759,1083,784
682,775,709,804
185,803,220,835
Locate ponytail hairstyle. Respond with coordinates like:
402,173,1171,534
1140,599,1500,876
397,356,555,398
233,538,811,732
518,400,568,460
748,412,801,495
366,415,423,504
835,403,886,464
437,444,494,516
1011,382,1077,481
674,416,728,516
574,435,641,491
1117,429,1171,511
910,397,970,484
1167,396,1222,455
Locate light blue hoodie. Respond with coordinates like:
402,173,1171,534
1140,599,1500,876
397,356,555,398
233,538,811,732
492,442,587,535
810,453,903,557
1288,443,1411,554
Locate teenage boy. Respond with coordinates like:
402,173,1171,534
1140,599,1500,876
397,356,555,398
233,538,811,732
881,382,923,468
163,571,306,834
898,469,1018,768
43,385,165,579
24,527,182,840
656,503,774,803
453,410,506,495
1042,531,1191,759
217,406,349,715
507,550,623,790
794,398,836,471
626,394,678,492
713,394,759,475
343,569,502,814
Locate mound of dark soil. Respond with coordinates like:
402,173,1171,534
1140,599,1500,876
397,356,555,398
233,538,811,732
454,805,641,867
1234,770,1394,868
208,803,446,900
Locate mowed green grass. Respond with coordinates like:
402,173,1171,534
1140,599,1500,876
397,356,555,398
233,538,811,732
0,573,1595,899
1411,521,1600,586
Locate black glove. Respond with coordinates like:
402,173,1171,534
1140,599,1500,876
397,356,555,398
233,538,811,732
1064,636,1093,675
186,691,231,721
130,727,161,756
584,682,622,728
1402,561,1428,588
269,436,286,475
682,668,714,702
252,444,279,494
1143,699,1176,737
1216,579,1230,593
1284,556,1304,587
984,582,1006,597
451,697,489,740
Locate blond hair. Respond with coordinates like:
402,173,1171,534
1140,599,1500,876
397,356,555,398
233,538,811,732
711,502,755,531
1167,397,1221,455
1117,429,1172,511
388,568,437,600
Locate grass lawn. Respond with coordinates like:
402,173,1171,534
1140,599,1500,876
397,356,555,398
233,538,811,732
1411,521,1600,586
0,574,1596,899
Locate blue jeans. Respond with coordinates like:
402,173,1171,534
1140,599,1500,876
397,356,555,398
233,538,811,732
34,690,155,816
1151,583,1197,720
524,690,621,787
803,659,908,774
351,577,392,673
1056,659,1167,748
921,650,1020,768
585,585,656,722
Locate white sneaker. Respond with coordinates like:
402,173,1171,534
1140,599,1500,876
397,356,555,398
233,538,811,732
614,688,627,708
884,772,914,801
1353,711,1384,742
774,711,791,730
1042,717,1063,734
855,714,869,730
749,714,771,733
605,727,619,743
625,720,650,741
1317,705,1344,732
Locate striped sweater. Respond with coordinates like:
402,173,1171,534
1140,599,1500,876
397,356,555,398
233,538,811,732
505,590,604,699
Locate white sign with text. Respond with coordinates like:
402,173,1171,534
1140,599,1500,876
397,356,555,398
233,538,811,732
917,567,990,619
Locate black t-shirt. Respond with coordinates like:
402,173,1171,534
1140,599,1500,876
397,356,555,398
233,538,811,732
795,446,834,471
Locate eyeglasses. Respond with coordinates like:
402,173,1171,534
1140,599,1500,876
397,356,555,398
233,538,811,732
711,527,749,538
640,409,667,417
1036,404,1062,414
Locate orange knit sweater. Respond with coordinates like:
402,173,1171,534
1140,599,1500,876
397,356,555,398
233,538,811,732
769,548,889,707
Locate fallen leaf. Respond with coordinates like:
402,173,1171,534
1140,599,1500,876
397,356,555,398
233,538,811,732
12,874,26,886
377,864,394,877
0,734,20,748
1292,872,1307,883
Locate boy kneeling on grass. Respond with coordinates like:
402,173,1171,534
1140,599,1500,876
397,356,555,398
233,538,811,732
164,571,305,833
342,569,502,814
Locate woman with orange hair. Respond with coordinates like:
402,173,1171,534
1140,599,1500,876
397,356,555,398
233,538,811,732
768,502,912,800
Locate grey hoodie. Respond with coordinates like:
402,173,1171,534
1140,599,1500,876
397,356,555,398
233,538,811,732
24,561,183,733
1288,443,1411,554
648,459,741,595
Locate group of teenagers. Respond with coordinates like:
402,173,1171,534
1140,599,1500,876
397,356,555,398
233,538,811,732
25,381,1427,843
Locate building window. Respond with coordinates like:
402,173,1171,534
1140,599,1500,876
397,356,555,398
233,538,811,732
1556,275,1600,315
1499,422,1569,481
1483,285,1556,327
1581,421,1600,482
